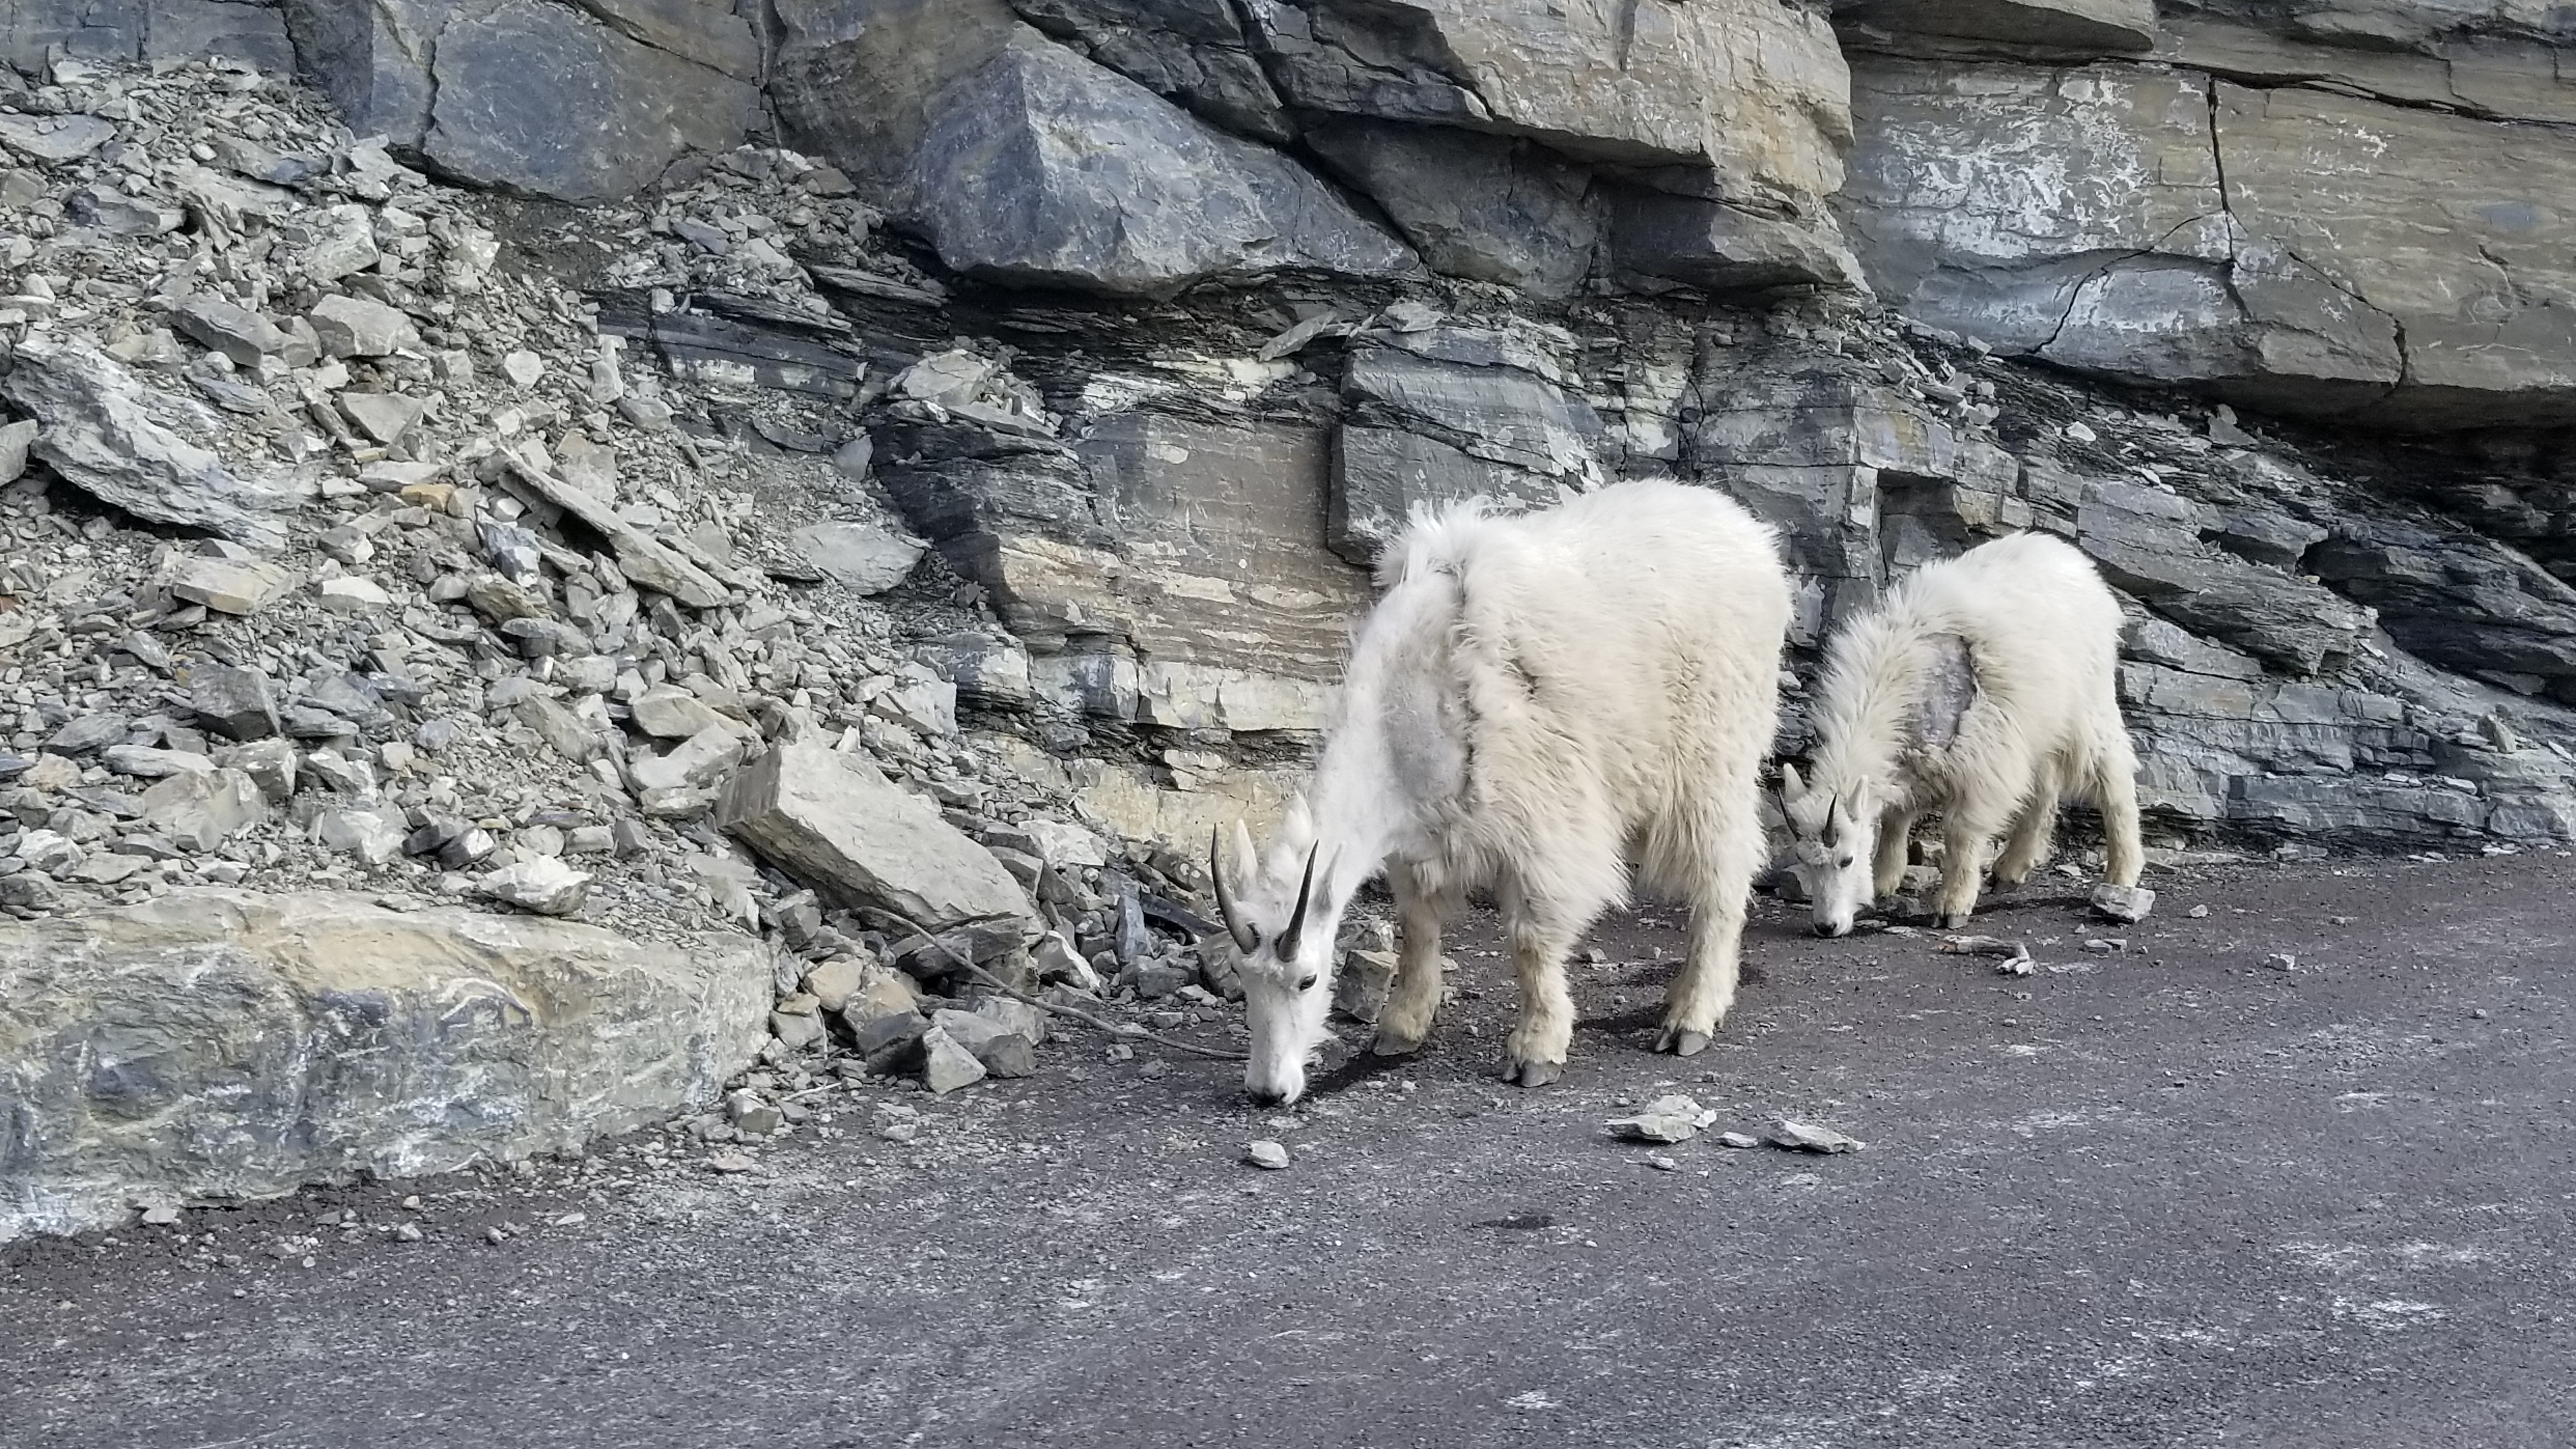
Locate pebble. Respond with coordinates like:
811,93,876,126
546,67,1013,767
1243,1140,1291,1170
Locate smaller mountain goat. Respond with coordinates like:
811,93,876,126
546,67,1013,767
1211,480,1792,1105
1783,532,2142,937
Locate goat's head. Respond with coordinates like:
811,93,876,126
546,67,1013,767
1209,816,1338,1106
1780,762,1874,938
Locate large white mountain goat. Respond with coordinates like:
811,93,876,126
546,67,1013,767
1210,480,1792,1105
1782,532,2143,937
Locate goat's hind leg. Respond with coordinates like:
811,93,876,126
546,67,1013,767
1371,860,1456,1057
1934,804,2011,929
1991,785,2061,887
2093,755,2145,889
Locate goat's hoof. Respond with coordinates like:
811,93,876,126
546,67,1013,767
1655,1027,1713,1057
1504,1057,1564,1089
1368,1030,1423,1057
1937,912,1973,930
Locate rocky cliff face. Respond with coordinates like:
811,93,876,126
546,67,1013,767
7,0,2576,870
6,0,2576,1236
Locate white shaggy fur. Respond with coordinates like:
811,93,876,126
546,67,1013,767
1216,480,1792,1105
1782,532,2143,936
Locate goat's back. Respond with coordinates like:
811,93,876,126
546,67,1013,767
1390,480,1791,827
1824,532,2124,779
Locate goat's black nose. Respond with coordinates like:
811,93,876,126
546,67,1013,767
1813,921,1846,939
1246,1087,1287,1107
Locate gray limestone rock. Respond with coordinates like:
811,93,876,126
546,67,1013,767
167,556,295,617
135,768,267,853
0,336,289,549
282,0,760,204
308,294,420,358
1305,119,1598,297
1009,0,1287,141
172,295,299,367
788,521,926,594
0,111,116,162
911,34,1418,296
719,742,1040,947
0,890,772,1241
1833,0,2154,53
1608,1094,1718,1144
315,806,406,866
478,856,593,916
1608,185,1867,295
918,1025,988,1095
1842,55,2576,427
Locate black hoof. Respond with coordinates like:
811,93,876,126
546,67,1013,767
1654,1027,1713,1057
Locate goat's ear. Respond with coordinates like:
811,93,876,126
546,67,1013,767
1281,791,1315,846
1839,775,1871,820
1228,818,1259,888
1779,762,1806,802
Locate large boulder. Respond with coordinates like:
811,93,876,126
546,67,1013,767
719,743,1041,949
914,33,1417,295
1841,54,2576,427
775,6,1414,296
0,891,773,1241
279,0,760,202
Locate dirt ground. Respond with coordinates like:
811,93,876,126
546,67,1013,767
6,852,2574,1448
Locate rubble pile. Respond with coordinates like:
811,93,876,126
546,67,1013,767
0,56,1225,1119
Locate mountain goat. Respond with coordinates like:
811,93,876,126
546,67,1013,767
1782,532,2142,937
1210,480,1791,1105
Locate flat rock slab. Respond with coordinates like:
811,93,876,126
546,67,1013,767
1770,1119,1867,1154
0,890,774,1242
719,742,1038,948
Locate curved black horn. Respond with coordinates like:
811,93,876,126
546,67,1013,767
1209,825,1259,954
1273,843,1322,962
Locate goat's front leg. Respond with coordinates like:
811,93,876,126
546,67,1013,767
1871,806,1918,902
1371,861,1453,1057
1496,881,1581,1087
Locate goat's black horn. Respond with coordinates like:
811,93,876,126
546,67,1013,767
1273,843,1322,962
1209,825,1259,954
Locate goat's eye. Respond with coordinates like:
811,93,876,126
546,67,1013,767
1839,855,1854,869
1296,974,1319,992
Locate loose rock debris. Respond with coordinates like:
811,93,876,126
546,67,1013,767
2090,882,2156,923
1938,933,2035,975
1243,1140,1291,1171
1607,1094,1717,1144
1769,1119,1866,1154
